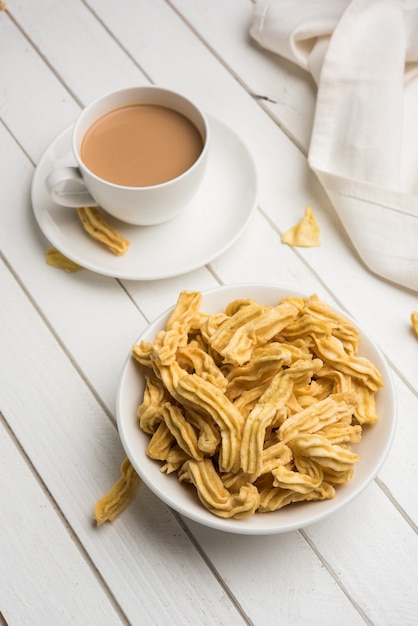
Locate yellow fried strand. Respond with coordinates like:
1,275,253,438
312,334,383,391
260,440,293,474
177,340,228,390
146,421,175,461
316,365,353,395
225,343,293,400
153,291,202,366
179,459,259,519
272,463,323,494
281,206,321,247
160,446,190,474
137,376,169,434
162,403,203,461
94,457,141,525
411,311,418,336
303,295,360,354
259,482,335,512
290,434,360,473
132,341,154,368
76,206,130,255
207,302,268,355
240,359,322,475
45,247,82,272
352,379,380,425
211,302,298,366
176,373,245,473
316,422,362,445
277,392,357,444
185,407,221,455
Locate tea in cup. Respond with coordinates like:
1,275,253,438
46,86,209,225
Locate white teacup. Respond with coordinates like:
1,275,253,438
46,86,209,226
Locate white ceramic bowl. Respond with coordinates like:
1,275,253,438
116,284,396,534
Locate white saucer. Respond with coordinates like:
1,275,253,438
31,116,258,280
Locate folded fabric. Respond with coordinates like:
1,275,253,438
250,0,418,291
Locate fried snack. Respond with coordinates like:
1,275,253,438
290,433,360,472
281,294,360,355
153,291,202,366
185,407,221,455
130,290,383,520
176,373,245,473
177,341,228,391
207,301,298,366
411,311,418,336
277,392,357,444
161,446,190,474
45,247,82,272
240,359,322,476
146,421,175,461
137,375,170,434
225,342,293,400
76,206,130,255
311,334,383,391
259,481,335,513
94,457,141,525
161,403,203,460
132,341,154,368
179,458,260,519
271,462,323,494
351,379,380,425
281,205,321,247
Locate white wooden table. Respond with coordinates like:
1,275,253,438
1,2,418,624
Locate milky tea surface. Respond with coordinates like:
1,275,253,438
80,104,203,187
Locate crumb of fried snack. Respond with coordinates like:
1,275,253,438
45,247,83,272
281,205,321,247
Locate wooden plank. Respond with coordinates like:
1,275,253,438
10,0,148,103
0,420,125,626
0,260,247,625
0,123,147,414
2,2,418,624
187,520,366,625
185,482,418,624
2,0,149,161
169,0,317,151
304,482,418,625
0,13,80,162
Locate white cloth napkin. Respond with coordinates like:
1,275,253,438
250,0,418,291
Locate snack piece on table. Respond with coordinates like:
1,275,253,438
94,457,141,525
411,311,418,336
45,247,82,272
281,205,321,247
76,206,130,255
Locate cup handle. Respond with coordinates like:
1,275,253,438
45,167,99,207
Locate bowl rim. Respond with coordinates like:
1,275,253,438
116,283,397,534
